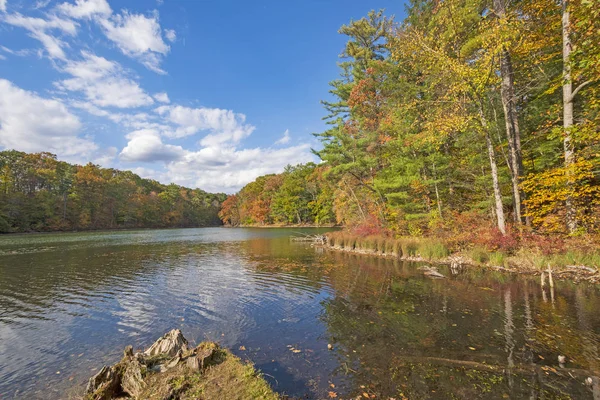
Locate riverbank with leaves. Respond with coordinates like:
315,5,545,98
323,231,600,283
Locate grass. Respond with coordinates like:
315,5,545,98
325,231,600,275
469,246,490,264
489,252,508,267
138,344,279,400
325,232,449,260
418,239,450,260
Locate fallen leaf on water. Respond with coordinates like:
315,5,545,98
328,391,338,398
363,393,369,398
239,346,246,351
468,347,476,351
292,349,301,354
330,383,335,388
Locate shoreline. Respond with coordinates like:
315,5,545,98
230,224,341,229
0,225,226,236
319,233,600,284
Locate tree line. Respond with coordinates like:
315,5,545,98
0,150,226,233
220,0,599,240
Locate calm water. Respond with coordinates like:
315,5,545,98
0,228,599,399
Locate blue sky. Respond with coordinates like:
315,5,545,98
0,0,406,193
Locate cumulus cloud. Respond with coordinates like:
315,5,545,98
120,129,185,162
163,145,315,193
164,28,176,42
155,105,255,145
153,92,170,103
54,0,170,73
2,13,78,59
0,78,99,158
56,51,154,108
56,0,111,19
275,129,291,144
99,11,169,74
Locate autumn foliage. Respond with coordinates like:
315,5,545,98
0,151,226,233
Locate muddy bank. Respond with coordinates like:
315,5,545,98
84,329,279,400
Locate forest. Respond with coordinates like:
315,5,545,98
219,0,600,252
0,150,226,233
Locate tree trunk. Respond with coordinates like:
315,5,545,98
432,162,443,219
562,0,577,233
480,108,507,234
494,0,524,225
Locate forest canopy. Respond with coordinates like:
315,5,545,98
0,150,226,233
219,0,600,241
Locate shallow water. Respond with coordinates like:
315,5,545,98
0,227,599,399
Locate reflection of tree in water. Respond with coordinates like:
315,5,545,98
318,252,600,399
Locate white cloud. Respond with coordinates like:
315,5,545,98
99,11,169,74
2,13,78,59
56,0,111,19
0,0,6,12
275,129,291,145
120,129,185,162
155,105,255,145
57,51,154,108
0,45,35,57
0,79,98,158
153,92,170,103
163,145,315,193
164,28,176,42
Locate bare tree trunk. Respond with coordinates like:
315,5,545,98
494,0,524,226
480,108,507,234
562,0,577,233
432,162,443,219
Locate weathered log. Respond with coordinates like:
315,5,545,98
144,329,188,357
84,365,120,400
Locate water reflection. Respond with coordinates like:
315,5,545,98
0,228,598,399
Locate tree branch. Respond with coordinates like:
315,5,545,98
569,79,596,102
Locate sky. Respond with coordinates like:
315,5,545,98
0,0,406,193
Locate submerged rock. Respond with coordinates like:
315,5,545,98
418,265,446,279
84,329,278,400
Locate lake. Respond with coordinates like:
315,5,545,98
0,227,599,399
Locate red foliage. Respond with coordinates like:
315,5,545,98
521,232,566,255
350,216,389,236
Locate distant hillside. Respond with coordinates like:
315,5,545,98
0,150,227,233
